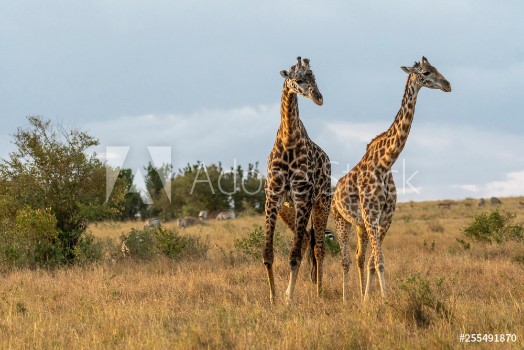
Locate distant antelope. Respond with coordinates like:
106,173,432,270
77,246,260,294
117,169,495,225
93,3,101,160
518,201,524,207
216,211,236,220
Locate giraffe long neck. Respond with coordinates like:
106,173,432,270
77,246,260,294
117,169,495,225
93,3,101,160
380,74,420,168
277,83,303,147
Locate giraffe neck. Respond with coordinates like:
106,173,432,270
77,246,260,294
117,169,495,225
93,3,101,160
277,83,304,147
380,73,420,168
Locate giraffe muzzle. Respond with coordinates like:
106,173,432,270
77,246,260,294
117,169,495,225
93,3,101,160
311,91,324,106
441,80,452,92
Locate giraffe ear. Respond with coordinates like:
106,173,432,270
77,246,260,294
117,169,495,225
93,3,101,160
280,70,289,78
401,66,414,74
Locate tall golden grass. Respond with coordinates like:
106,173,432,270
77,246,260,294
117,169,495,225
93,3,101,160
1,197,523,349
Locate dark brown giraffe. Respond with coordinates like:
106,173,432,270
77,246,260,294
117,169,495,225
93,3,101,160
332,57,451,302
263,57,332,304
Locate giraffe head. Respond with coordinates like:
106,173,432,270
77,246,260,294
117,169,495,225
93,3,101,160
401,57,451,92
280,57,323,105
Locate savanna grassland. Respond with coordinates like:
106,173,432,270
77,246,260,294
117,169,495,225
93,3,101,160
1,197,523,349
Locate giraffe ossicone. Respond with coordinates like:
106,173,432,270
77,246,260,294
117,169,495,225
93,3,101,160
332,56,451,303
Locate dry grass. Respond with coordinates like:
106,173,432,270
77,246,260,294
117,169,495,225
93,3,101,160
1,197,524,349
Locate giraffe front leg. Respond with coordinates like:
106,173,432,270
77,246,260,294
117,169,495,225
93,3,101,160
263,199,279,304
285,203,312,304
374,219,393,299
364,225,386,300
334,208,352,303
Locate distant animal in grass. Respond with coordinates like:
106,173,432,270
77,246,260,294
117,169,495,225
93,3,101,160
490,197,502,205
478,198,486,207
178,218,187,229
198,211,208,222
438,202,455,209
178,216,198,228
144,218,161,229
324,229,335,241
216,211,236,220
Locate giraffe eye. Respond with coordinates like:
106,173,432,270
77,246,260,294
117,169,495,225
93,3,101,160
422,72,431,76
296,79,304,84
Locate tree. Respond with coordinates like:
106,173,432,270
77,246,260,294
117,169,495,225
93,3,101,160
144,162,175,220
242,162,266,213
118,168,148,220
0,116,128,262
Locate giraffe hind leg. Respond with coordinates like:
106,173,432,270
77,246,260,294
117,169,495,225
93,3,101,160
334,207,352,303
279,203,315,283
311,195,330,297
355,225,368,300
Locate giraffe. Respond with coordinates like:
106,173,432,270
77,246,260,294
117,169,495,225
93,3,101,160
263,57,332,304
332,57,451,302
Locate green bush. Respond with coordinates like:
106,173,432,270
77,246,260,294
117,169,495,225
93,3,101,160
0,116,129,264
234,225,290,261
398,274,451,328
463,209,524,244
324,235,340,256
0,207,67,268
73,234,112,265
153,227,209,260
121,227,209,261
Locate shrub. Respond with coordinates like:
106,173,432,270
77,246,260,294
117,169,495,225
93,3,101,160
121,229,158,260
324,235,340,256
234,225,290,261
153,227,209,260
0,206,67,268
398,273,451,328
0,116,129,264
121,227,209,261
73,234,112,265
463,209,524,244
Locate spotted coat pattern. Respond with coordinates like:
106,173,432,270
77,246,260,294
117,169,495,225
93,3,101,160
263,57,332,304
332,57,451,302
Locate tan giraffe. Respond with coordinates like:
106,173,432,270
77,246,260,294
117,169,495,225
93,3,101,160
263,57,332,304
332,57,451,302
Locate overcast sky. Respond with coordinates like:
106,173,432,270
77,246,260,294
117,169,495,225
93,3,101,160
1,0,523,201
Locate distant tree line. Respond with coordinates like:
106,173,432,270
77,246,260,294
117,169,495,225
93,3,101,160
123,161,266,221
